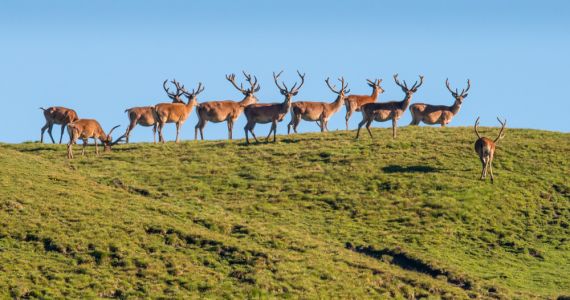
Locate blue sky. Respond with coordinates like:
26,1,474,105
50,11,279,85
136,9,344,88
1,0,569,143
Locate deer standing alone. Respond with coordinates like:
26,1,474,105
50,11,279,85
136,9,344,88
67,119,124,159
194,72,260,140
154,81,204,143
287,77,349,134
344,79,384,130
356,74,424,139
244,71,305,144
409,79,470,126
124,80,186,143
40,106,79,144
474,117,506,183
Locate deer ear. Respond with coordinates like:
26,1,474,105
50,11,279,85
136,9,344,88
462,93,468,98
292,91,299,96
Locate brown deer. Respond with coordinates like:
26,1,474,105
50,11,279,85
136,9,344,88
474,117,506,183
356,74,424,139
409,79,470,126
344,79,384,129
124,80,186,143
244,71,305,144
40,106,79,144
154,81,204,143
194,71,260,140
287,77,349,134
66,119,125,159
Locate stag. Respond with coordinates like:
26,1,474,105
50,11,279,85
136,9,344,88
344,79,384,129
244,71,305,144
356,74,424,139
474,117,506,183
194,72,260,140
66,119,124,159
154,81,204,143
40,106,79,144
409,79,471,126
288,77,349,134
124,80,186,143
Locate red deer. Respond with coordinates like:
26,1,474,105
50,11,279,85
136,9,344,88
244,71,305,144
409,79,470,126
474,117,506,183
287,77,349,134
344,79,384,129
40,106,79,144
194,71,260,140
66,119,124,159
154,81,204,143
356,74,424,139
124,80,186,143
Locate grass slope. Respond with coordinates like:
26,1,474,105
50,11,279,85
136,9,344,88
0,126,569,299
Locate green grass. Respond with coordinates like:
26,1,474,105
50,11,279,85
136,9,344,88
1,126,569,299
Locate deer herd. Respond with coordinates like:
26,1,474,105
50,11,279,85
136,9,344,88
39,71,506,182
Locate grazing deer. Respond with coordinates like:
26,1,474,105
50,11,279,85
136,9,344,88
344,79,384,130
287,77,350,134
409,79,471,126
155,81,204,143
66,119,125,159
194,71,260,140
244,71,305,144
356,74,423,139
124,80,186,144
474,117,506,183
40,106,79,144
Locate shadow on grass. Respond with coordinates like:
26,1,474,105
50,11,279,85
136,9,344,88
382,165,438,173
18,147,59,152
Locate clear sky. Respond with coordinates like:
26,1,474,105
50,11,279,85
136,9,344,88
1,0,569,143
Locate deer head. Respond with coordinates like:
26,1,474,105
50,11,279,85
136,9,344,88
163,79,186,103
446,79,471,104
366,78,384,95
393,74,424,96
102,125,125,152
182,82,204,107
273,70,306,101
325,77,350,102
226,71,261,98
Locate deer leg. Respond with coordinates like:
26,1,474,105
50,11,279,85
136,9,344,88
175,122,182,143
293,116,300,134
59,124,66,144
40,122,50,143
194,120,202,141
152,124,157,144
82,139,88,156
94,138,99,156
392,118,398,138
67,143,73,159
273,121,277,142
200,121,206,140
489,155,495,183
47,123,56,144
250,124,259,143
126,119,137,144
266,122,274,141
244,124,250,145
356,119,366,139
227,120,233,140
157,122,165,143
365,120,373,139
345,110,352,130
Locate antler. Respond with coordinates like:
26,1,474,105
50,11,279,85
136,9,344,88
325,77,349,94
107,125,120,138
393,74,408,90
243,71,260,93
226,73,247,94
411,75,424,91
171,79,187,96
460,79,471,96
185,82,205,97
163,79,177,97
474,117,481,139
445,78,457,96
494,117,507,143
290,70,306,95
273,70,286,93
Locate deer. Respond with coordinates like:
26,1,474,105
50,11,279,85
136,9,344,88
474,117,506,183
344,79,384,130
40,106,79,144
409,79,471,126
287,77,350,134
154,81,204,143
123,80,186,144
244,71,305,144
66,119,125,159
356,74,424,139
194,71,260,140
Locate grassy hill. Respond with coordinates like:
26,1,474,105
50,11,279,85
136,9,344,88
0,126,568,299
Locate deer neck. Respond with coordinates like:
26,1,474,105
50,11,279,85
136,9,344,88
328,95,345,113
450,99,462,115
239,95,257,106
371,88,380,101
399,93,413,111
282,97,292,113
186,98,198,111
